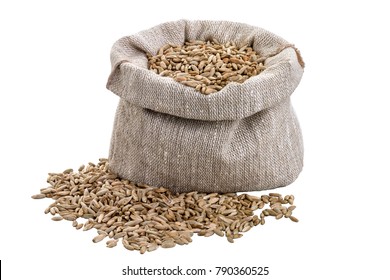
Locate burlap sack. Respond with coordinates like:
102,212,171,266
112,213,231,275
106,20,304,193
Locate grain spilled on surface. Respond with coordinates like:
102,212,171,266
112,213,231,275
32,159,298,254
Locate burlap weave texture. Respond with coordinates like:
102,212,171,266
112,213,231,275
107,20,304,193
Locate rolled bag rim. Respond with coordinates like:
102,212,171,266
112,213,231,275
106,19,304,121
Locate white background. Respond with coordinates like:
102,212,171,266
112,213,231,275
1,0,389,279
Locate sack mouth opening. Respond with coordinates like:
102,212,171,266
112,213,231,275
107,20,304,121
119,45,292,94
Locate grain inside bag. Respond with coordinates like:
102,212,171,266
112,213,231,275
106,20,305,193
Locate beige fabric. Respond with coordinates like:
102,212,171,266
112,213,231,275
106,20,304,193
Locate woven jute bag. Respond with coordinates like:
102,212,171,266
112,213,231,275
106,20,304,193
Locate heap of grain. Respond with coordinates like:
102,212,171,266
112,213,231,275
147,40,266,94
32,159,298,254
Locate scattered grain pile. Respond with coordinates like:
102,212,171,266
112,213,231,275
32,159,298,254
147,40,266,94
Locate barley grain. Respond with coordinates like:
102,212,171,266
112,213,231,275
32,194,46,199
106,239,118,248
147,40,267,94
289,216,299,223
33,159,298,253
